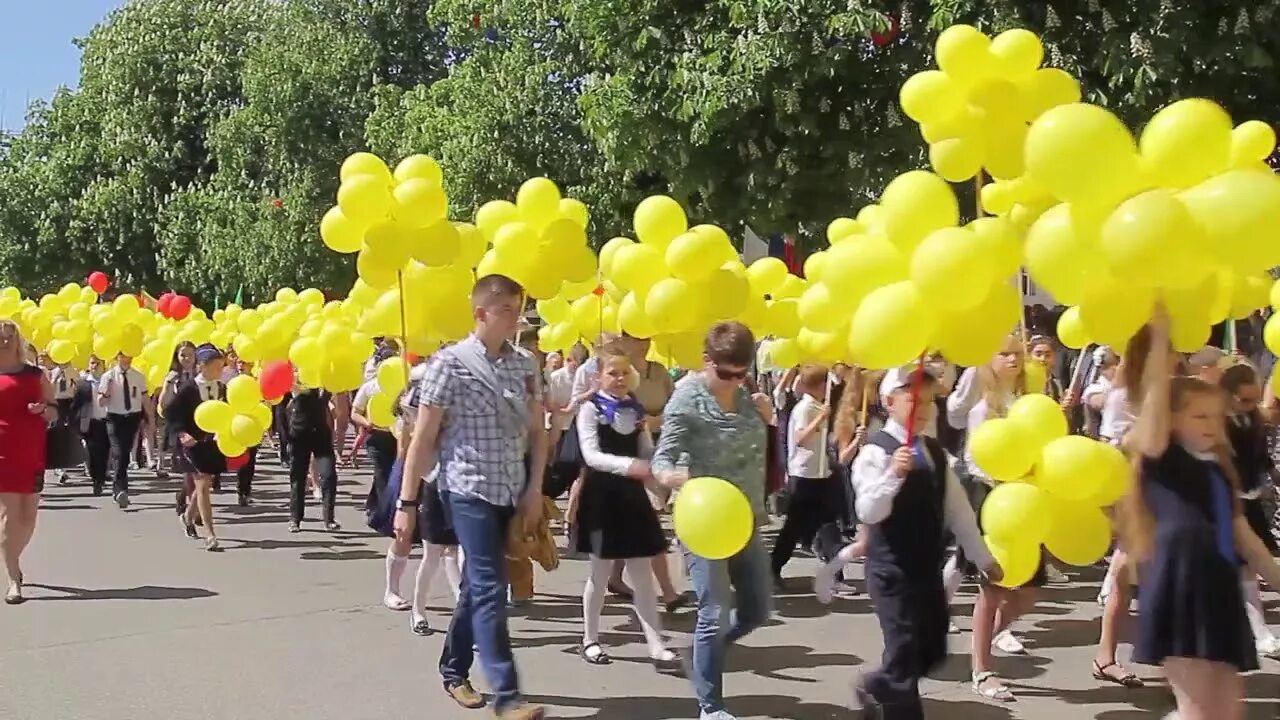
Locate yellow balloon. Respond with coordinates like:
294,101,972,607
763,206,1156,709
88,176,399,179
357,247,401,289
1057,306,1089,349
475,200,520,240
986,535,1041,589
1036,435,1108,502
990,28,1043,77
934,285,1020,366
701,268,749,322
848,282,935,370
559,197,591,228
320,206,364,254
338,174,393,224
646,278,698,334
666,231,726,283
340,152,392,184
1017,68,1081,120
393,154,443,185
1007,393,1067,452
929,136,982,182
226,375,263,414
516,177,562,227
1079,282,1154,348
745,257,788,296
634,195,688,247
369,392,396,428
610,243,666,293
599,236,635,277
1025,103,1141,208
113,294,140,323
451,222,487,268
822,235,908,306
410,219,461,267
1044,500,1112,566
1139,98,1232,189
377,356,408,394
969,418,1036,482
910,227,994,312
1101,190,1208,289
216,434,248,459
879,171,959,253
1179,169,1280,274
967,217,1021,280
617,291,658,339
1024,204,1108,307
1230,121,1276,168
899,70,964,125
392,178,448,228
797,282,843,333
234,334,261,363
195,400,234,435
673,476,753,560
980,481,1050,545
249,403,273,434
765,299,801,339
979,115,1028,180
229,413,263,446
934,24,992,86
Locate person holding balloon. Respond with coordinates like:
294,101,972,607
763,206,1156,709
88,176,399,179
226,355,260,508
160,342,198,513
652,321,772,720
167,344,230,552
1123,309,1280,720
850,366,1000,719
573,344,679,668
285,382,342,534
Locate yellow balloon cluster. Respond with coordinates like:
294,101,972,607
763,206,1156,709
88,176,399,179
1022,97,1280,350
901,26,1081,185
793,171,1022,370
536,195,780,369
193,375,273,458
970,394,1128,586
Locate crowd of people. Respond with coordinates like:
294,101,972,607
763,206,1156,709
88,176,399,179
1,276,1279,720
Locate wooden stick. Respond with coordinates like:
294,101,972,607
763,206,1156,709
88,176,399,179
859,368,871,427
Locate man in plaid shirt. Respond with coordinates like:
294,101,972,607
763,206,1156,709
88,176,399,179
395,274,548,720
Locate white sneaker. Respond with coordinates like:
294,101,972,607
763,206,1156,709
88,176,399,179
948,621,961,634
814,562,840,605
993,630,1027,655
1044,563,1069,584
699,711,739,720
1097,591,1110,609
1257,635,1280,659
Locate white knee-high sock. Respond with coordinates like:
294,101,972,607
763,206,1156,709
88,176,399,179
385,548,409,601
413,544,446,618
624,558,667,656
1242,571,1277,647
582,556,612,646
441,548,462,603
943,553,964,604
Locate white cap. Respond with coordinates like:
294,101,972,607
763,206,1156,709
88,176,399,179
878,365,937,403
1187,346,1228,369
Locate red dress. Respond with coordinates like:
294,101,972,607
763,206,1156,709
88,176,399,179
0,364,47,493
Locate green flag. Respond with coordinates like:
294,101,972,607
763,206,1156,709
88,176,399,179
233,285,243,307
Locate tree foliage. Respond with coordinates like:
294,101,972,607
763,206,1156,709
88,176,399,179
1,0,1277,300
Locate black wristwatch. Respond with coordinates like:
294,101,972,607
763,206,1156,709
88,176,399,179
397,499,420,510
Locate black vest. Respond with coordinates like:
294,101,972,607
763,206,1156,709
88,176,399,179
865,431,949,578
1226,412,1269,493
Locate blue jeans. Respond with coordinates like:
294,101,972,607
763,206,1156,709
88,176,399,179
438,493,521,710
681,532,773,714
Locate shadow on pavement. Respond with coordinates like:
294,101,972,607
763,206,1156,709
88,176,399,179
26,583,217,602
526,692,1014,719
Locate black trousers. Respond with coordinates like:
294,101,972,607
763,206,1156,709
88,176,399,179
363,429,397,515
770,474,842,576
273,398,291,466
106,412,143,496
85,419,110,491
237,446,259,497
863,563,949,720
289,434,337,523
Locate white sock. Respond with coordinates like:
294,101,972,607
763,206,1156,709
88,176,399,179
1100,557,1118,600
443,547,462,603
412,544,445,620
385,549,408,601
624,558,668,656
582,556,611,646
1242,571,1277,648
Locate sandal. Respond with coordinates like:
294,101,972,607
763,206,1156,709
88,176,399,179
972,671,1015,702
1092,660,1144,688
650,648,682,672
411,616,430,636
4,581,23,605
664,592,691,613
580,642,611,665
607,582,633,601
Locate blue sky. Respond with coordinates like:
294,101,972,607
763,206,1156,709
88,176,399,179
0,0,125,131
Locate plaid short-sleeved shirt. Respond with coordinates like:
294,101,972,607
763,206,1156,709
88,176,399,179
417,335,542,507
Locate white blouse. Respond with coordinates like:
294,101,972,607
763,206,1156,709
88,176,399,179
575,393,654,477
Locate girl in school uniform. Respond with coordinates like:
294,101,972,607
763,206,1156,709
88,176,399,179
574,346,678,667
49,360,78,485
1124,310,1280,720
351,356,400,519
966,336,1040,702
166,344,229,552
160,342,197,512
224,355,259,507
1220,363,1280,659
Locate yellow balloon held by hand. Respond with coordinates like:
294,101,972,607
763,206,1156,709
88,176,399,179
194,400,233,435
673,477,753,560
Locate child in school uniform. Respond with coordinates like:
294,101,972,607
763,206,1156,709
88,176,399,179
1124,310,1280,719
225,355,259,508
770,364,842,585
573,346,679,668
50,360,77,484
1219,363,1280,659
166,344,229,551
76,355,111,496
851,366,999,720
286,383,341,533
98,351,154,510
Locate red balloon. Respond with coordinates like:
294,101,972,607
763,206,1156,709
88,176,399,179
87,271,110,294
259,360,295,401
156,295,174,318
225,453,249,471
169,295,193,321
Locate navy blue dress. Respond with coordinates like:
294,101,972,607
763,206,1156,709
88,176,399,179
1133,444,1257,672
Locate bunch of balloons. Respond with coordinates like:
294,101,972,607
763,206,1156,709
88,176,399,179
792,170,1023,370
968,394,1129,586
365,355,409,428
900,26,1081,187
156,292,195,321
1024,97,1279,352
193,375,273,458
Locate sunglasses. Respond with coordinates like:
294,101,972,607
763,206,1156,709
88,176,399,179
713,365,749,381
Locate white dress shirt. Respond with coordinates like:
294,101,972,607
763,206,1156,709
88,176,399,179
51,366,77,400
82,373,108,422
788,393,827,478
99,366,148,416
1099,386,1133,445
852,418,993,570
576,392,653,476
945,366,982,430
547,366,575,431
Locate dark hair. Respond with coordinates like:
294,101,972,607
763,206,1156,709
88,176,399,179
797,364,827,388
170,341,198,373
471,274,524,306
568,343,589,363
1220,363,1259,395
704,321,755,367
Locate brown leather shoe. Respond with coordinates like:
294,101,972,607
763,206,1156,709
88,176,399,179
494,703,545,720
444,681,486,709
